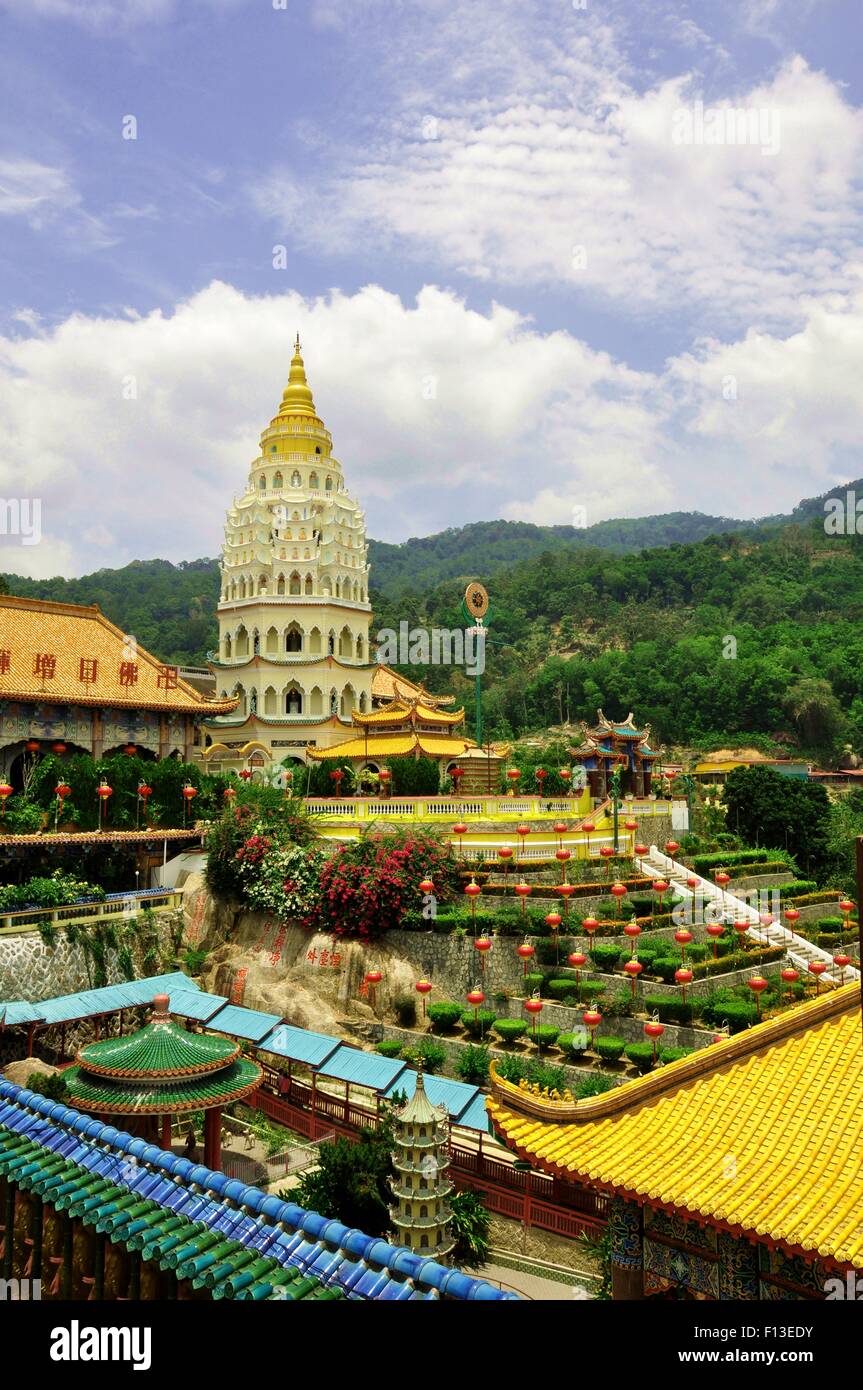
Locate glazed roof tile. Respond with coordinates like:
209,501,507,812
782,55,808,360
488,984,863,1270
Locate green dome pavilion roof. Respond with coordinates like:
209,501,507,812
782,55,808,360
64,994,262,1117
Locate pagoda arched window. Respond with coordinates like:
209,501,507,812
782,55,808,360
259,475,266,490
285,686,303,715
289,572,301,595
223,633,232,658
328,631,335,656
273,471,283,489
253,631,260,656
304,573,313,594
309,627,322,655
291,470,301,487
277,573,286,595
309,472,319,490
325,476,333,492
285,625,302,654
330,689,338,716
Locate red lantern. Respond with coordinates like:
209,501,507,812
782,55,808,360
474,936,492,972
583,1009,601,1047
610,881,628,915
506,769,521,789
239,769,252,781
419,876,435,896
783,906,800,935
497,845,514,861
182,783,197,801
581,820,595,859
365,968,383,985
524,994,543,1037
330,768,344,785
623,957,643,999
379,768,392,783
665,840,679,857
553,820,568,840
634,842,648,863
514,879,532,919
624,818,637,833
535,768,547,791
545,911,562,932
644,1017,664,1063
415,977,432,1017
582,915,599,940
599,844,614,878
464,877,482,928
559,767,572,783
839,898,854,916
466,986,485,1023
715,870,730,890
706,920,725,958
833,952,852,983
780,966,800,999
675,966,692,1003
555,846,571,882
54,782,71,799
516,941,535,976
674,927,693,958
808,959,827,994
568,950,586,969
452,821,468,858
122,743,137,756
747,973,769,1018
652,879,669,914
222,786,236,802
556,881,575,916
450,766,464,788
734,917,751,943
25,740,40,753
516,823,531,863
96,780,112,831
52,741,67,755
623,919,641,955
0,782,12,817
686,875,699,890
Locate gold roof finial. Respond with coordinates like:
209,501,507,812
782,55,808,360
278,332,317,418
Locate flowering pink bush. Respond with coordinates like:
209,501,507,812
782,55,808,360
311,833,459,940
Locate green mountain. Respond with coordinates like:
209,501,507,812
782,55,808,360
3,479,863,757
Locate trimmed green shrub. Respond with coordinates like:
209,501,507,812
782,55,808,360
400,1038,446,1073
531,1024,560,1051
644,994,694,1026
460,1008,497,1039
376,1040,403,1058
523,972,544,995
594,1035,626,1063
547,978,581,1001
590,943,623,972
579,980,606,1003
698,997,758,1032
658,1046,692,1065
494,1018,528,1044
557,1032,588,1057
624,1041,656,1073
427,1002,463,1034
651,956,683,983
496,1054,567,1092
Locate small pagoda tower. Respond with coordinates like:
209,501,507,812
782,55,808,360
389,1070,455,1263
63,995,262,1171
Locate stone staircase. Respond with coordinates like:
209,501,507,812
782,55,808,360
638,846,860,987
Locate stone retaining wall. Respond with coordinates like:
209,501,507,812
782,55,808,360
0,910,182,1004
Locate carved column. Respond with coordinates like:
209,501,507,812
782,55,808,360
609,1195,645,1299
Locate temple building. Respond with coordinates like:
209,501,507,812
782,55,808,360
0,594,236,788
203,338,376,769
488,983,862,1300
568,710,663,800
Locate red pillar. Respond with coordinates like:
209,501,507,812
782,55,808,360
204,1108,222,1171
160,1114,172,1150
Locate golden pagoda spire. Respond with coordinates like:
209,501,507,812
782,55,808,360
278,332,317,418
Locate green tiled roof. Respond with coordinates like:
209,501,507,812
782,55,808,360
63,1056,262,1115
78,1017,239,1079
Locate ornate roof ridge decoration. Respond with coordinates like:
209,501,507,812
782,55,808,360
569,708,662,758
352,696,465,729
0,594,237,716
205,712,351,730
371,663,455,708
488,983,856,1126
305,730,480,760
487,983,863,1273
210,655,377,673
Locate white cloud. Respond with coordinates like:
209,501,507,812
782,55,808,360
2,276,861,578
0,280,663,575
0,157,114,248
254,48,863,331
0,0,242,28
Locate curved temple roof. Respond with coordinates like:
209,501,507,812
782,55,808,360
0,1079,519,1302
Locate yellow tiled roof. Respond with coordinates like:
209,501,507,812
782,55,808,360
306,731,476,761
488,984,863,1270
0,596,237,715
352,699,465,728
370,665,454,707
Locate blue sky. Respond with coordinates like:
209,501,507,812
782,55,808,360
0,0,861,575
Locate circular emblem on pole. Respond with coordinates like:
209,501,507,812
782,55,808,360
464,581,489,618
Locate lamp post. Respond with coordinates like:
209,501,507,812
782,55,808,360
524,994,543,1041
464,877,482,933
415,978,432,1018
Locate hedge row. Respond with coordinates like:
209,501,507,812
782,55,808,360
691,850,793,874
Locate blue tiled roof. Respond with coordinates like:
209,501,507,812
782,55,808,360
454,1094,494,1134
169,989,229,1022
207,1004,283,1043
0,1079,519,1302
317,1045,408,1092
257,1024,341,1068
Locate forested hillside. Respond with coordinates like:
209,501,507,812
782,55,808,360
4,481,863,757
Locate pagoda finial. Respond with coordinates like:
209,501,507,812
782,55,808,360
277,334,317,418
